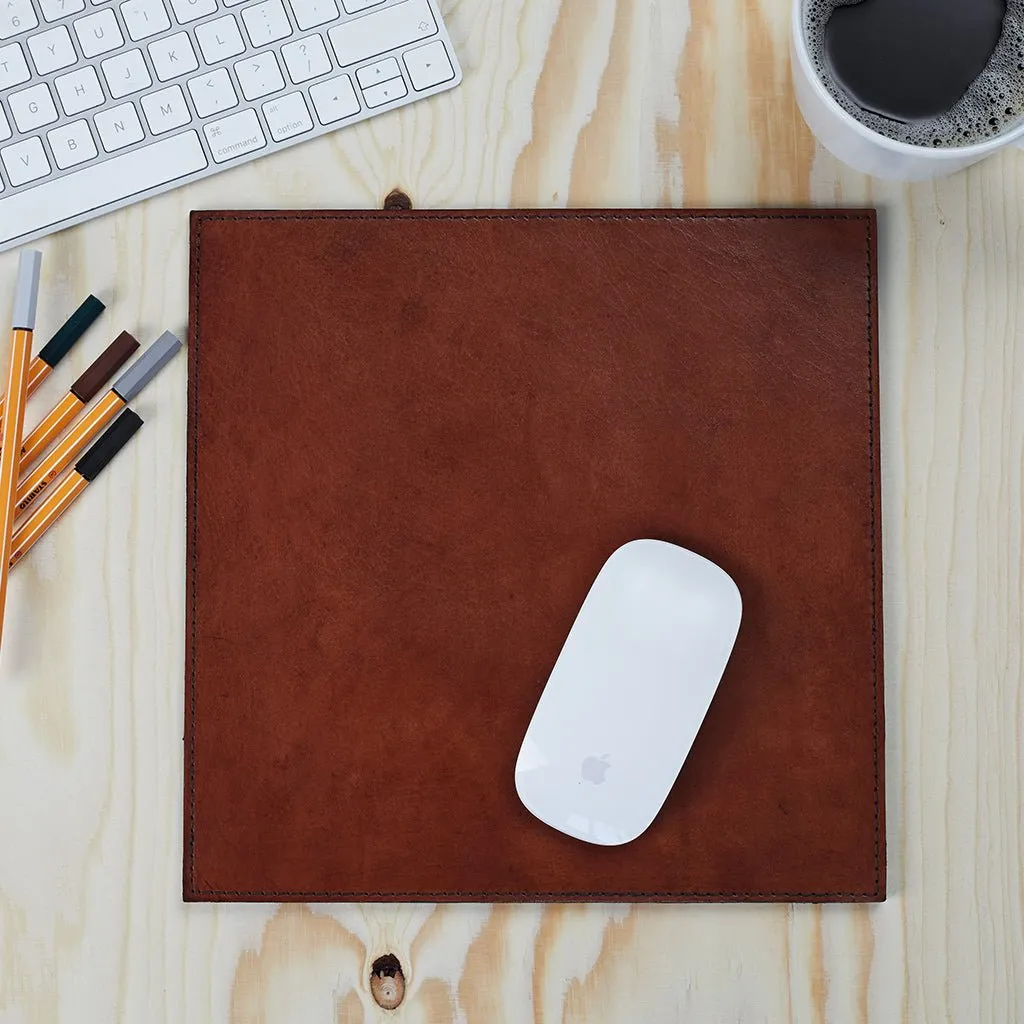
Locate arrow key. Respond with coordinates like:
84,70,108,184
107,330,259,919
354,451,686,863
403,39,453,91
309,73,359,123
362,74,406,108
356,56,400,89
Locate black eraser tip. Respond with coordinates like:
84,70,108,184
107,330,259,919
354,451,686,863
75,408,143,482
37,295,105,368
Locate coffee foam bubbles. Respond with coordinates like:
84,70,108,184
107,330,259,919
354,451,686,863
804,0,1024,147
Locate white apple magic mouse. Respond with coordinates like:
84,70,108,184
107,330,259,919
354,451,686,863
515,539,742,846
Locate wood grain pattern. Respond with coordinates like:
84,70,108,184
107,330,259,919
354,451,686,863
1,0,1023,1019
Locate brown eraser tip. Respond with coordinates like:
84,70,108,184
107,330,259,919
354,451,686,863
70,331,140,403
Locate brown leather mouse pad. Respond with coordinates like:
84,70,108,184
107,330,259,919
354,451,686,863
185,209,883,902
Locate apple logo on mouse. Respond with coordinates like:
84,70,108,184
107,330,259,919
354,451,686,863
581,754,611,785
824,0,1007,122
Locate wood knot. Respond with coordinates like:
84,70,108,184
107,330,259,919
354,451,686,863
370,954,406,1010
383,188,413,211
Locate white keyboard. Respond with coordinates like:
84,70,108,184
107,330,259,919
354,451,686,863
0,0,460,250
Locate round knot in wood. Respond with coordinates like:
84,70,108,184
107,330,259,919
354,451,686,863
383,188,413,210
370,954,406,1010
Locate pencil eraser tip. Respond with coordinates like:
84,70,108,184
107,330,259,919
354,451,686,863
37,293,107,368
12,250,42,331
111,329,182,402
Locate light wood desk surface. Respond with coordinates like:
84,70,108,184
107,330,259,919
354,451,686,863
1,0,1023,1019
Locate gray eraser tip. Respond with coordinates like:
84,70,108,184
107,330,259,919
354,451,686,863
112,330,182,402
12,250,42,331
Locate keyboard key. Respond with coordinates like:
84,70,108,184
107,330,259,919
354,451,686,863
341,0,382,12
47,118,97,167
287,0,335,31
187,67,237,117
241,0,291,47
0,131,206,244
361,74,404,107
262,91,311,140
309,73,357,124
55,65,104,113
75,9,123,57
196,15,243,64
141,83,189,133
281,34,329,83
149,31,197,80
355,55,398,88
403,39,452,90
120,0,169,40
167,0,215,23
27,25,77,74
101,47,152,97
234,50,283,100
2,137,50,186
203,106,264,162
94,100,144,150
0,0,38,41
9,83,58,131
0,42,30,88
328,0,435,68
0,105,10,142
39,0,86,21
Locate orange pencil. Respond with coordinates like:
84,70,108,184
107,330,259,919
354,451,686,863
0,250,42,648
15,330,180,517
17,331,138,471
10,410,142,569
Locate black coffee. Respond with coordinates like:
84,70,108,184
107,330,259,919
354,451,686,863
804,0,1024,147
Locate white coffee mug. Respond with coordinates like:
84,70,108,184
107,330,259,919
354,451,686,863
791,0,1024,180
